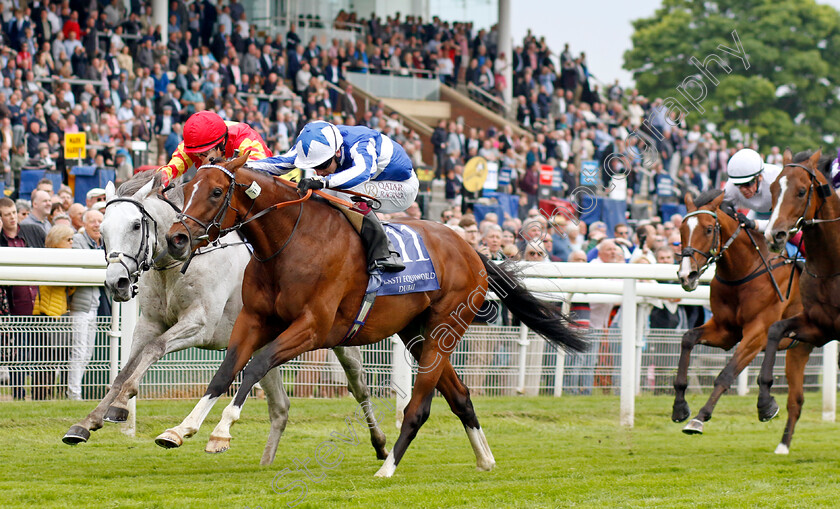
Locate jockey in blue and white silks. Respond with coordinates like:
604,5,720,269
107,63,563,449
249,121,419,273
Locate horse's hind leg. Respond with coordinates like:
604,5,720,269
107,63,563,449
758,315,821,422
333,346,388,460
436,358,495,471
776,343,813,454
257,366,290,466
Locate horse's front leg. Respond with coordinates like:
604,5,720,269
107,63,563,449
155,310,275,449
776,342,814,454
205,316,324,456
686,321,766,434
672,320,735,423
63,320,165,444
106,309,213,422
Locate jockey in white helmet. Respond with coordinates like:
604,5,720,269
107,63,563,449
723,148,782,232
249,121,420,273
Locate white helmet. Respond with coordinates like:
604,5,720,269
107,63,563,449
727,148,764,184
293,121,343,169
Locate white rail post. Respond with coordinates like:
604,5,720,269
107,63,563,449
554,348,565,397
109,301,120,384
823,341,837,422
737,367,749,396
516,324,529,394
391,335,411,428
635,305,646,395
620,279,637,427
119,298,138,437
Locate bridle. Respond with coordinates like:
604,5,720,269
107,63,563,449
678,209,741,278
104,197,179,298
174,163,313,272
782,161,840,280
782,162,836,231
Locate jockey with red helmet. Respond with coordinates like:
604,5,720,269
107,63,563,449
248,121,419,273
158,110,273,186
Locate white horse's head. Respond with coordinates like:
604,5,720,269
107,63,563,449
101,172,183,301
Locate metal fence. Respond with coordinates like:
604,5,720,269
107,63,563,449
0,316,826,402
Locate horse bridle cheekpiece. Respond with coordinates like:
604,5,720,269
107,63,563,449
784,162,834,230
679,209,742,277
105,197,160,297
175,163,311,273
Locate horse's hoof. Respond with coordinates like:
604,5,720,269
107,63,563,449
103,406,129,423
775,443,790,455
155,429,184,449
758,399,780,422
476,459,496,471
62,426,91,445
682,419,704,435
671,402,690,423
205,435,231,454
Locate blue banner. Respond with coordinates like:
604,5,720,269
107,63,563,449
581,160,601,186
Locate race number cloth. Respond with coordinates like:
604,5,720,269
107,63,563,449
375,223,440,296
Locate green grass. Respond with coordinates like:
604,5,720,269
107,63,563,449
2,394,840,508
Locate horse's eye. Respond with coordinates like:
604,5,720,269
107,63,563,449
212,188,223,198
133,221,141,231
706,226,713,235
797,188,807,197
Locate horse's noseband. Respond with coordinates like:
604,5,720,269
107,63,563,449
105,197,160,298
679,209,742,278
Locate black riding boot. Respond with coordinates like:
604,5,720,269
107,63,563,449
359,213,405,273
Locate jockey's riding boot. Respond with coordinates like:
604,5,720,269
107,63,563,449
357,209,405,273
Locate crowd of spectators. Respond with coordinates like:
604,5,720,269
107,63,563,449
0,3,765,398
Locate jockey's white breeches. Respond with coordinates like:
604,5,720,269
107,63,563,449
325,173,419,214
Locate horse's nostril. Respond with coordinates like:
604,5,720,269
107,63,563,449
774,231,787,243
689,271,698,280
170,233,187,247
116,278,129,291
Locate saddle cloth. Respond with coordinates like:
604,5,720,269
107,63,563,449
371,223,440,296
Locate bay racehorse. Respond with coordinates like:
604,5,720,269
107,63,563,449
761,148,840,453
674,190,809,447
159,151,587,477
62,171,387,465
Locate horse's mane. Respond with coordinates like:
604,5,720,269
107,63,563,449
116,170,184,207
792,149,834,181
693,188,723,208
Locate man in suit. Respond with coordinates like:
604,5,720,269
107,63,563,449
210,24,227,61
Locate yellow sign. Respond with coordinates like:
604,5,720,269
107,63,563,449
64,132,87,159
462,156,488,193
416,168,435,182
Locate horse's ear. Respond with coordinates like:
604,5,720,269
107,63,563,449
105,181,116,202
710,192,725,210
810,148,823,168
684,192,696,211
229,150,251,172
783,147,793,166
134,177,156,201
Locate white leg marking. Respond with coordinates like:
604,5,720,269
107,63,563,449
467,426,496,471
171,394,219,438
374,454,397,478
775,443,790,455
210,401,242,440
765,176,788,243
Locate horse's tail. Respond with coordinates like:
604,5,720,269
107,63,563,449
480,254,588,353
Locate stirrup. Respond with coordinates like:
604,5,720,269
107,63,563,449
370,254,405,273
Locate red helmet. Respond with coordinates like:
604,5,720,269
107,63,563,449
183,110,228,154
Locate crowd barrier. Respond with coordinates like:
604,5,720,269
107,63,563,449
1,248,836,431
